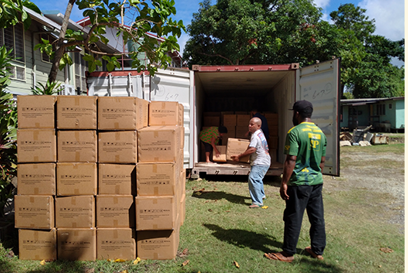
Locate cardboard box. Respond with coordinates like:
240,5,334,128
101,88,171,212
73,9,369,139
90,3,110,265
222,126,235,145
96,195,135,228
203,116,220,127
57,131,97,162
180,169,186,197
57,228,96,261
136,229,178,260
235,126,249,139
57,96,97,129
180,193,186,225
55,196,95,228
222,114,237,126
98,164,135,195
17,163,55,195
269,149,277,162
19,228,57,260
269,125,278,136
14,195,54,229
236,114,251,126
226,138,250,163
268,136,278,150
137,126,180,163
264,112,278,126
17,129,56,163
149,101,180,126
212,145,227,162
17,95,56,129
180,125,185,150
178,103,184,126
98,131,137,163
98,97,148,130
97,228,136,260
57,163,97,196
137,163,178,196
135,196,176,230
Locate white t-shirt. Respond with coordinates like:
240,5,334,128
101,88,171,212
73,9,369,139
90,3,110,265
249,129,271,166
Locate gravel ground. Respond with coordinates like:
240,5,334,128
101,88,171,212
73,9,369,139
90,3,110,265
323,139,404,232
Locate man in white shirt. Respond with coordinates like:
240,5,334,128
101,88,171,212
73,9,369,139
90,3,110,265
232,117,271,208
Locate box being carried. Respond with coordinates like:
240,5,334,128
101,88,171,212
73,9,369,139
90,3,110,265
226,138,250,163
212,145,227,162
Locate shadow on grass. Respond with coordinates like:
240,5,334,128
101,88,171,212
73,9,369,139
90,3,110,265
27,260,89,273
203,223,343,272
192,191,251,206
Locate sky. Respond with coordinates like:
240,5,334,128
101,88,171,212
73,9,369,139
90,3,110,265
31,0,405,66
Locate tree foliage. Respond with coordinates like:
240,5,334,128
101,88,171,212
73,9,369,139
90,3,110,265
184,1,404,99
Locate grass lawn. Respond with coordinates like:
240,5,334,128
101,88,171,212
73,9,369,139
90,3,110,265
0,143,404,272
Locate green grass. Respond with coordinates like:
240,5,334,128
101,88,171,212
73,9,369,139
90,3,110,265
0,143,404,272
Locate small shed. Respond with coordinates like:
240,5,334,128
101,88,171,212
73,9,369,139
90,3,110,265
340,97,405,132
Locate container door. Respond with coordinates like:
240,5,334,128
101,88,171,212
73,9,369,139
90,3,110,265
296,59,340,176
150,68,195,169
87,73,146,98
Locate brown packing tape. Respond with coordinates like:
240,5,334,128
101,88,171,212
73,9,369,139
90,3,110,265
75,152,80,162
115,132,120,140
33,130,39,140
35,255,39,260
34,231,39,241
114,197,118,204
115,185,120,194
73,164,78,170
161,102,165,109
114,230,118,239
74,230,78,236
34,156,39,161
152,164,157,173
153,224,158,229
74,189,79,195
113,220,118,227
115,155,120,162
153,131,159,138
75,131,80,141
71,197,76,205
154,157,159,161
30,197,35,203
73,223,77,228
34,188,39,194
75,97,80,106
114,123,119,129
153,199,158,205
154,187,159,195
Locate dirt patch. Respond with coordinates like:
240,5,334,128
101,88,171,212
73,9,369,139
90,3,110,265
323,143,404,232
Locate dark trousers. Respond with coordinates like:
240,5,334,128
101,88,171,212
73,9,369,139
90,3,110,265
282,184,326,256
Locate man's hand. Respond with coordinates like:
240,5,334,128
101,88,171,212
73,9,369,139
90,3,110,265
230,155,240,162
280,183,289,200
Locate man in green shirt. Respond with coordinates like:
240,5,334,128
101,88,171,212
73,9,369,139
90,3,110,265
265,100,327,263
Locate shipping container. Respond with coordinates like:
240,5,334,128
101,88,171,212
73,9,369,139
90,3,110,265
87,59,340,177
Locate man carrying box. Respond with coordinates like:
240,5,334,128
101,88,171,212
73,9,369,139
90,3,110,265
231,118,270,208
199,126,228,164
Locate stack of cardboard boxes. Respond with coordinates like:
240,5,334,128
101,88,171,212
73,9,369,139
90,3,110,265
15,95,185,261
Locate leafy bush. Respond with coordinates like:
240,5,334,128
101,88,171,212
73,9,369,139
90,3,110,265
0,46,17,217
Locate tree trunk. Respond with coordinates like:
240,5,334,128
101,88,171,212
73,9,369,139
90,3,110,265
48,0,76,84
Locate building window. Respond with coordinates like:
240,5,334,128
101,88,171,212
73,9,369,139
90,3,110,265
389,103,392,109
74,52,88,93
40,33,55,63
376,104,385,115
0,24,25,63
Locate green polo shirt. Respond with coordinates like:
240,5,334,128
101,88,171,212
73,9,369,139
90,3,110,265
284,122,327,186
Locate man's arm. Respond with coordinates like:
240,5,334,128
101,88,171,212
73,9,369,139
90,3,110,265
280,154,297,200
319,156,326,172
231,147,256,161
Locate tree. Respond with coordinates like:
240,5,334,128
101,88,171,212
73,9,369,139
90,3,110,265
184,0,324,67
330,4,404,98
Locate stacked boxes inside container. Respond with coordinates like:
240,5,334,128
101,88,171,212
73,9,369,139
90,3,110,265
15,95,185,261
201,111,278,163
